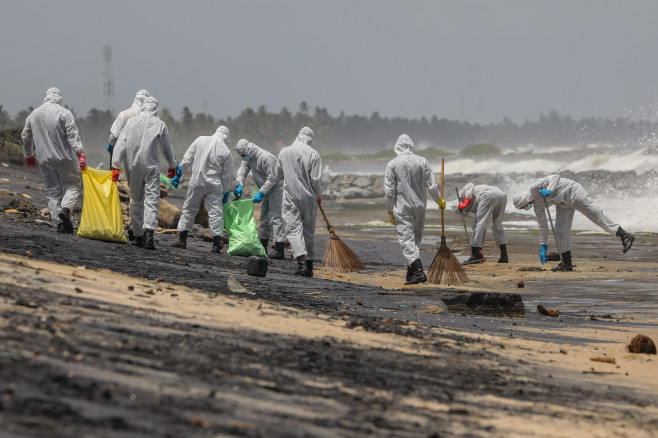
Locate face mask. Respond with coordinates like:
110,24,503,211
241,156,250,162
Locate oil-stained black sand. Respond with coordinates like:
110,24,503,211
1,160,657,437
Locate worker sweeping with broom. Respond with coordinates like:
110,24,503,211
275,127,323,277
384,134,446,285
513,174,635,271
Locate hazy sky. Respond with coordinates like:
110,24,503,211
2,0,658,124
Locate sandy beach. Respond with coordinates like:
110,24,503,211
1,160,657,437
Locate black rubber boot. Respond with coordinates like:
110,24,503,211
405,259,427,285
406,265,413,283
127,229,135,242
305,260,314,278
143,229,156,250
268,242,286,260
463,246,485,265
616,226,635,253
172,230,187,249
58,207,74,234
56,222,65,234
132,234,145,248
211,236,223,253
551,251,573,272
260,238,269,251
498,244,509,263
294,255,310,277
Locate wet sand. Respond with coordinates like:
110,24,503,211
1,160,657,437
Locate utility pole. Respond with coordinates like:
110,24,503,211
103,46,115,113
460,96,464,123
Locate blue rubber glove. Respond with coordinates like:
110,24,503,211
170,175,180,188
175,163,182,178
540,188,551,198
234,184,243,198
539,244,548,264
106,143,113,153
253,191,264,203
222,191,230,204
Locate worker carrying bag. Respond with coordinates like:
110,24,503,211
223,199,268,258
77,167,127,243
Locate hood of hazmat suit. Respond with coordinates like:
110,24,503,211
215,125,230,144
384,134,441,214
513,192,533,210
109,89,151,146
235,139,278,194
180,126,233,190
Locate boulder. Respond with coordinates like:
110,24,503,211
158,199,181,229
352,176,372,189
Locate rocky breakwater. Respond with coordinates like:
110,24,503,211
328,172,511,200
328,169,657,200
329,174,385,199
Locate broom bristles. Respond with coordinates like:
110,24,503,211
321,233,365,273
427,243,469,285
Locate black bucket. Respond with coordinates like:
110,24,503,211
247,256,268,277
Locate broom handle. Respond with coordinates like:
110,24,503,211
455,187,469,241
318,202,334,235
542,195,564,265
440,158,445,237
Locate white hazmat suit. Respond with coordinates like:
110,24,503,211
235,139,285,243
384,134,442,266
108,90,150,148
514,174,619,252
276,127,322,261
177,127,233,237
456,184,508,249
21,87,84,227
112,97,177,237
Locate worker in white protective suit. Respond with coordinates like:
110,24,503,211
171,126,233,253
321,164,333,196
275,127,323,277
111,97,178,250
106,89,150,160
452,183,508,265
21,87,87,234
233,139,286,259
513,174,635,272
384,134,446,285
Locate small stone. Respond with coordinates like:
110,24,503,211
517,281,524,288
627,335,657,354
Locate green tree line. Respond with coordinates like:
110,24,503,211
2,102,655,165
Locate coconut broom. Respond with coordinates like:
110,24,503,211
427,158,469,285
318,202,365,272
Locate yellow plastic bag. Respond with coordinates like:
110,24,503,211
77,167,127,243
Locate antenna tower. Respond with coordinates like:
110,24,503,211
103,46,115,112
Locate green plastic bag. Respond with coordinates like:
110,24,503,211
223,199,268,258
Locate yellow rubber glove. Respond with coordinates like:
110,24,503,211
388,211,395,225
437,198,446,210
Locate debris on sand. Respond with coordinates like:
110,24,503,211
227,276,255,295
590,356,616,364
627,335,657,354
519,266,545,272
537,304,560,317
0,190,40,216
517,281,525,288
